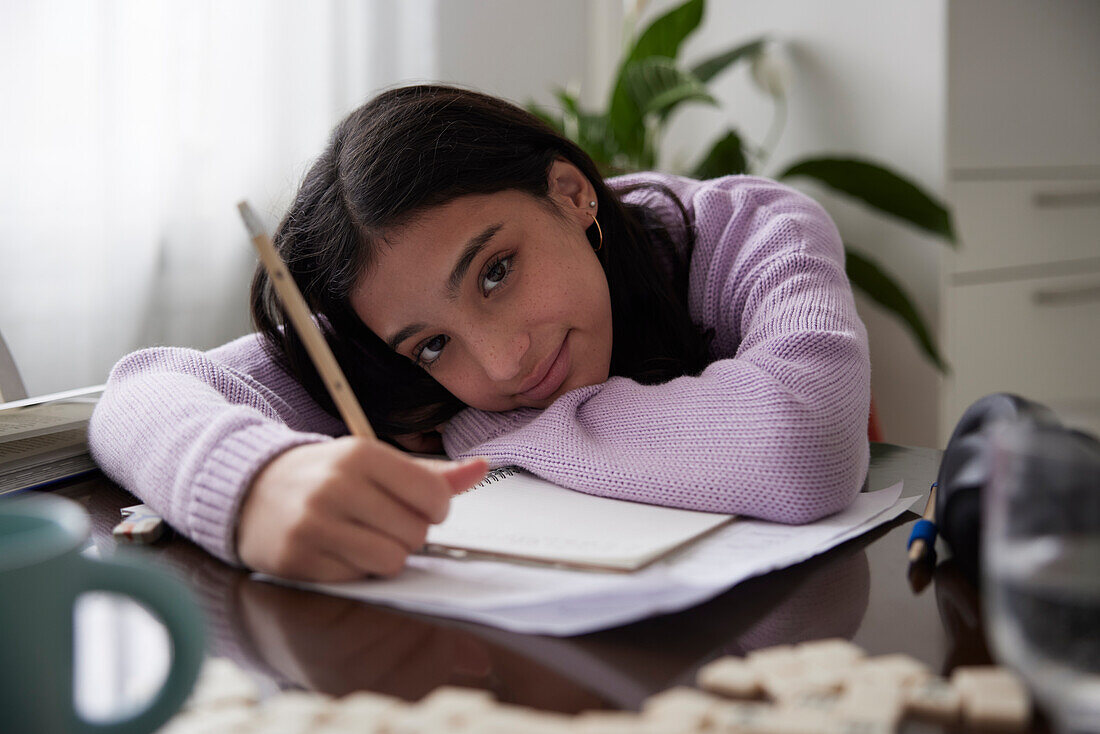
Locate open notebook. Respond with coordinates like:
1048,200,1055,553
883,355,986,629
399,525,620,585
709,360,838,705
422,466,734,572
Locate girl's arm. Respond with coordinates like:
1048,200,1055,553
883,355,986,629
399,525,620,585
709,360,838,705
90,336,484,578
441,176,871,524
88,336,343,563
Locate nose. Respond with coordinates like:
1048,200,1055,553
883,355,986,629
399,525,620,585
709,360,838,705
468,323,530,384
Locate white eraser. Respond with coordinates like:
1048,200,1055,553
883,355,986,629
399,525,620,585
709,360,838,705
952,667,1031,730
905,677,962,721
846,654,931,688
696,656,762,698
641,686,721,727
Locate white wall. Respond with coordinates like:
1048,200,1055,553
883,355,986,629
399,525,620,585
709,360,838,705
3,0,949,449
629,0,948,448
0,0,590,399
431,0,589,106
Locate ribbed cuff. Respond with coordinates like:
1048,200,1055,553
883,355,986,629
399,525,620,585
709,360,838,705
187,422,332,566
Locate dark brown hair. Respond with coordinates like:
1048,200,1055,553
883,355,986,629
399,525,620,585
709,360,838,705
250,84,712,438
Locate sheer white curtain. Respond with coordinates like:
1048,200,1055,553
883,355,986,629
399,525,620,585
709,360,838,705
0,0,437,396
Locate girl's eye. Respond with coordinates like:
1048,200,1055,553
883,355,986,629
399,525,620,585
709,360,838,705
481,255,512,295
415,334,448,367
413,254,513,369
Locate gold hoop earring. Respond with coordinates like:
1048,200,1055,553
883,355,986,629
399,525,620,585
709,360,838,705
589,214,603,252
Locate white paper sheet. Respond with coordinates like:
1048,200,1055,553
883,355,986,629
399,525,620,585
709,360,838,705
260,483,913,636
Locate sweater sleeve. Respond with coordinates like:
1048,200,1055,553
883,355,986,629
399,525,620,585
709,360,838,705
441,175,871,524
87,334,346,564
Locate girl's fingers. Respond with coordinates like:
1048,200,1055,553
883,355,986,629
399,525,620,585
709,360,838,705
435,457,489,496
281,549,364,583
351,442,453,523
339,485,430,553
321,519,411,578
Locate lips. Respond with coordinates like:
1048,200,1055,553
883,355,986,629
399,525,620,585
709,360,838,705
518,332,571,401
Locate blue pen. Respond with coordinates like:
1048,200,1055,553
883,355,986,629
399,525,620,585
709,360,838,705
907,482,938,564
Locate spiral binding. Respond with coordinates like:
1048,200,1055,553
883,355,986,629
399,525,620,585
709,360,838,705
478,465,521,486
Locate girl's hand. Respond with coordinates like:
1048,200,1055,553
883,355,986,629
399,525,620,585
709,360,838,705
236,437,487,582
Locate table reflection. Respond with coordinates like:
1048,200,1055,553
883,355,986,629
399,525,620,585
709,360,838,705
933,557,993,676
62,476,880,714
155,530,873,712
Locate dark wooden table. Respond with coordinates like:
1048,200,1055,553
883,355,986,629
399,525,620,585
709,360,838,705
49,442,1031,728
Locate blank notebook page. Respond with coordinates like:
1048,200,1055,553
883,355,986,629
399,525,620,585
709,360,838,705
424,467,734,571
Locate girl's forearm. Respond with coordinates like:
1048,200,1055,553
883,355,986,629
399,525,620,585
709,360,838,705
88,344,336,564
441,336,870,525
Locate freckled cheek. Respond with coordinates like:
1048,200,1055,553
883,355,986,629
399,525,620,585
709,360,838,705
532,267,597,320
565,271,611,332
436,346,512,410
505,279,568,324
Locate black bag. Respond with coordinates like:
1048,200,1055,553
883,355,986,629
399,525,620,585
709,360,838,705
935,393,1099,584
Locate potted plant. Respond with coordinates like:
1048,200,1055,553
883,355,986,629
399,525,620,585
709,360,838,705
529,0,953,378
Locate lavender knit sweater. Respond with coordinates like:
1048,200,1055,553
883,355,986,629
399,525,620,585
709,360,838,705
88,174,871,566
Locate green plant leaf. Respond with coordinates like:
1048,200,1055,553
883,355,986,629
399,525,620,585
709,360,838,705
692,129,749,178
608,0,705,164
779,157,956,244
529,92,618,174
552,88,582,141
575,113,618,175
845,246,947,373
553,88,581,117
690,37,768,83
626,0,705,66
624,58,716,118
607,83,645,165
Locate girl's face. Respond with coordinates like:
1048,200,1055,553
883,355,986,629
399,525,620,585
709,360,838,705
352,160,613,412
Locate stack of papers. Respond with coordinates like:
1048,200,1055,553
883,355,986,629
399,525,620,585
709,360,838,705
263,481,914,636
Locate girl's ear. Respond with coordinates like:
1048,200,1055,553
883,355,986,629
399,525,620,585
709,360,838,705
547,159,597,225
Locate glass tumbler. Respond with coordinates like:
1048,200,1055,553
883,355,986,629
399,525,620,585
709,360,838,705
983,421,1100,734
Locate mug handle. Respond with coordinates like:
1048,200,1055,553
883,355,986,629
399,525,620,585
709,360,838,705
71,553,205,734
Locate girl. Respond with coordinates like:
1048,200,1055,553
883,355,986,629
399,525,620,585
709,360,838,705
89,85,871,582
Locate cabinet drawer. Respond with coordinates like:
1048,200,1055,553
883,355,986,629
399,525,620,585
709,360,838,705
948,0,1100,170
943,273,1100,426
947,179,1100,276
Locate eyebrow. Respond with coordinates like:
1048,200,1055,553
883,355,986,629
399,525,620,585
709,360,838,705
384,222,504,352
445,222,504,299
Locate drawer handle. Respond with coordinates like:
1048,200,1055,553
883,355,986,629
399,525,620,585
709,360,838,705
1033,282,1100,307
1032,190,1100,208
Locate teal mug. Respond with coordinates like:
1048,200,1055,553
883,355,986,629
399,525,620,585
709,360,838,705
0,493,205,733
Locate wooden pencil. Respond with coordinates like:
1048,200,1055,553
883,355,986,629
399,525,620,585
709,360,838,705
237,201,376,440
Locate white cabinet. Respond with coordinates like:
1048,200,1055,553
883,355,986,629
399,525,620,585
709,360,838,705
948,0,1100,172
948,179,1100,274
942,0,1100,441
